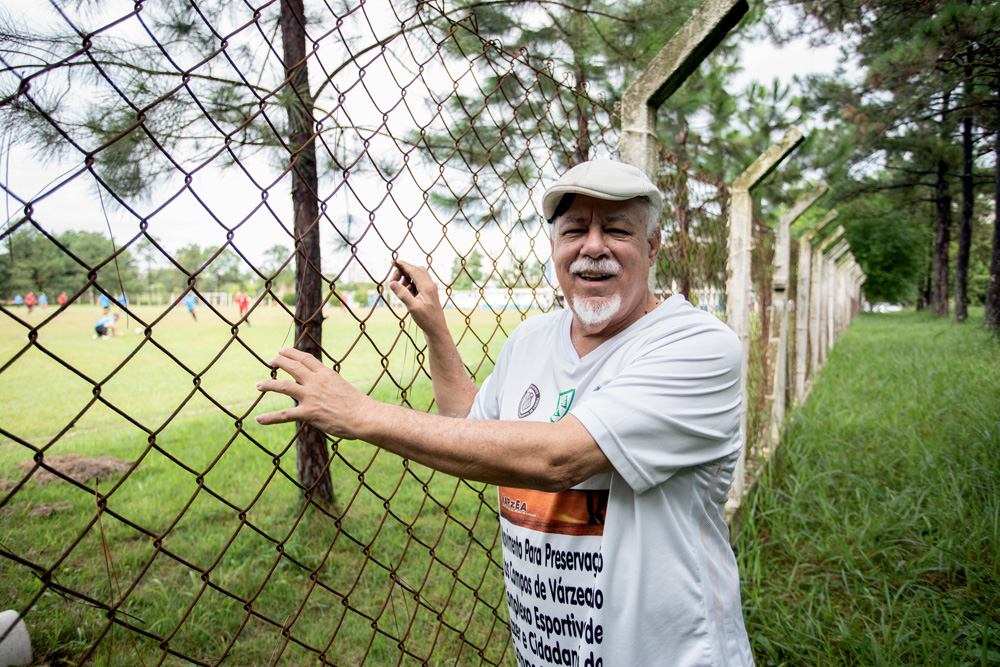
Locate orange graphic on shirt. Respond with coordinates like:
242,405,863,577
498,487,607,536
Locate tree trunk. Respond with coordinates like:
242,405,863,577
572,63,591,166
917,245,931,311
917,248,930,311
985,81,1000,332
955,112,973,323
281,0,334,507
931,90,952,318
676,114,692,299
955,54,974,323
932,155,952,317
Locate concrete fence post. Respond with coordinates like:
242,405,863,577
617,0,748,288
810,226,844,376
848,258,860,322
793,210,837,403
835,252,856,336
824,239,849,359
766,183,828,446
615,0,753,516
619,0,748,173
844,257,859,326
725,126,804,509
850,264,866,317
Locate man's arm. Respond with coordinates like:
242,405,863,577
388,260,479,417
255,347,613,491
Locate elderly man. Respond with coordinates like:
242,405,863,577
256,160,753,666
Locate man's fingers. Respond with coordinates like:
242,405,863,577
393,260,435,289
394,276,418,296
255,349,343,430
255,406,303,425
390,261,420,296
255,376,305,424
256,377,303,400
389,264,406,286
269,348,325,378
389,280,417,307
393,259,417,276
276,347,325,370
390,260,412,287
268,355,306,381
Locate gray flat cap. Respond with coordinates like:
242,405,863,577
541,160,662,221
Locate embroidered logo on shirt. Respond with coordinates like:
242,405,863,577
517,383,540,418
550,389,575,422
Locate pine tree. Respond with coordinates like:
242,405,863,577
411,0,738,236
773,0,1000,326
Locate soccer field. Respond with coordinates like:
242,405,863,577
0,301,528,444
0,300,531,665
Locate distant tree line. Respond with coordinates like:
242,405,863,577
1,227,549,305
0,226,301,303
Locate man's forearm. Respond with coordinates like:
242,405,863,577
423,324,479,417
357,401,610,491
388,260,479,417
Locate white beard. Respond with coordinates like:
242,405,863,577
570,293,622,327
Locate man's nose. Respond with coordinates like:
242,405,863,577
580,224,608,257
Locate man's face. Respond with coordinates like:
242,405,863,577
550,195,659,338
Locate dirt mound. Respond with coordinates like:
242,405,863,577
16,453,136,485
0,500,73,518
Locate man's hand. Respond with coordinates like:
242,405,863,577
388,259,479,417
388,260,448,338
255,347,374,439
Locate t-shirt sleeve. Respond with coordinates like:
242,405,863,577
468,372,499,421
467,335,512,421
570,322,743,494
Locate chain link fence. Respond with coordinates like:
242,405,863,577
653,149,776,487
747,216,775,472
0,1,773,664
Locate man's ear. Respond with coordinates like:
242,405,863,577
647,231,660,266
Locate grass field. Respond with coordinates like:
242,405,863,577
736,308,1000,666
0,301,533,666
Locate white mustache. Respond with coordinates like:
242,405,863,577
570,257,622,276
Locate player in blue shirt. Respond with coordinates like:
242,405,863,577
94,313,119,339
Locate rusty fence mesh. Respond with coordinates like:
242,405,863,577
652,149,775,484
653,147,730,314
0,1,755,665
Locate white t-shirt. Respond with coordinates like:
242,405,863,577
469,295,754,666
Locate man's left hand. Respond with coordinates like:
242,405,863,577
255,347,374,439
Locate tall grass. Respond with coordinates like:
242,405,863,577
736,308,1000,666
